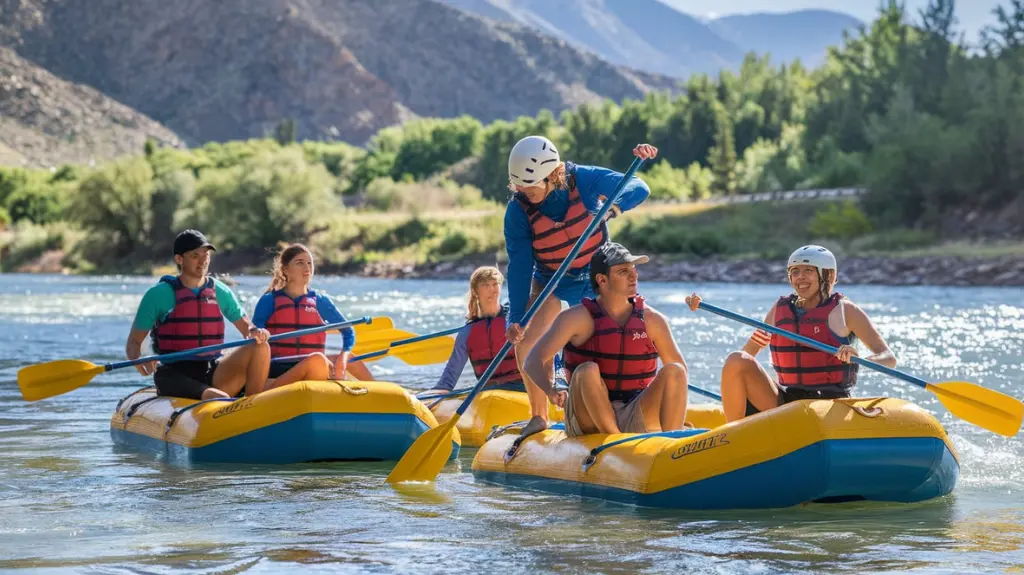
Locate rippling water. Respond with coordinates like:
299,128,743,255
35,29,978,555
1,273,1022,574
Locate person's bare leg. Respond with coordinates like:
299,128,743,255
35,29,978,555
212,342,271,397
720,351,780,422
572,362,619,434
636,362,689,432
200,387,230,400
266,353,330,390
517,283,564,420
344,360,374,381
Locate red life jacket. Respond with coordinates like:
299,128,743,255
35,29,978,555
151,276,225,357
769,293,858,389
563,296,659,395
265,290,327,358
466,306,521,384
517,165,608,273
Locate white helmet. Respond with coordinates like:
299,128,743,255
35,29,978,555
508,135,560,187
787,245,837,274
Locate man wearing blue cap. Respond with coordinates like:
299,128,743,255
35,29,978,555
124,229,271,399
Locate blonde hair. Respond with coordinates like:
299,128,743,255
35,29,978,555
508,162,568,197
466,266,504,320
267,243,313,293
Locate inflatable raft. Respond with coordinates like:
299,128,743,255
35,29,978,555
110,380,461,465
473,397,959,509
427,383,564,447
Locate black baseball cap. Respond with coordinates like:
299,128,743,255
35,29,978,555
173,229,216,256
590,242,648,286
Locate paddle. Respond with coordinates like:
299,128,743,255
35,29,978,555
696,301,1024,437
351,325,462,365
17,317,373,402
272,325,463,367
386,156,647,484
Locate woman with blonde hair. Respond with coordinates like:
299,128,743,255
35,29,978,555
427,266,525,392
252,243,373,388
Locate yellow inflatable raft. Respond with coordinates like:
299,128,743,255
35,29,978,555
110,380,461,465
474,397,959,509
428,385,564,447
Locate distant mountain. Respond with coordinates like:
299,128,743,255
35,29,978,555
709,10,862,68
0,47,183,168
433,0,860,77
1,0,674,148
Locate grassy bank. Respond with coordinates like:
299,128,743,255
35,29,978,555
5,196,1020,276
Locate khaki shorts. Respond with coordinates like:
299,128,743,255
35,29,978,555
564,386,648,438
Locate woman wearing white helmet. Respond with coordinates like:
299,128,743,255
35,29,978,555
504,135,658,436
686,245,897,422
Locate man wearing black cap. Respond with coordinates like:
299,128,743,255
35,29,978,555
523,242,689,437
124,229,271,400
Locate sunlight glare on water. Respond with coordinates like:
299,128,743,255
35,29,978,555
0,273,1022,573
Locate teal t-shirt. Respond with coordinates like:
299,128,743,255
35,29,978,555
132,277,245,331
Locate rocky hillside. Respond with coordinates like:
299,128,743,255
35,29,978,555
3,0,674,147
434,0,860,77
0,47,183,167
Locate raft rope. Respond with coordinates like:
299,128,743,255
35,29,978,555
580,428,707,472
164,397,234,436
114,386,156,412
121,396,163,428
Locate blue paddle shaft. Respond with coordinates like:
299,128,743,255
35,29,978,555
454,157,646,418
107,316,372,372
271,324,465,364
690,385,722,402
697,301,927,389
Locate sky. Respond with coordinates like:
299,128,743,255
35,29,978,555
662,1,1003,43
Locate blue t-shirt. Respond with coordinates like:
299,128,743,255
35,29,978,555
252,289,355,351
503,163,650,325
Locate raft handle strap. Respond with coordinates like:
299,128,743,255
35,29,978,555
486,419,532,442
121,395,162,428
164,397,235,436
114,386,157,413
581,429,707,473
502,422,567,464
851,398,886,418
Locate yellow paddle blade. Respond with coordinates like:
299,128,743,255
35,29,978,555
18,360,106,402
353,316,394,338
390,338,456,366
386,416,459,483
927,381,1024,437
351,328,420,357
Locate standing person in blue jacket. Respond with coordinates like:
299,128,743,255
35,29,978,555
503,135,658,437
252,243,374,389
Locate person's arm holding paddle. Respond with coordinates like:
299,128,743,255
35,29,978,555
839,300,896,368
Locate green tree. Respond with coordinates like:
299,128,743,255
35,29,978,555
708,102,737,195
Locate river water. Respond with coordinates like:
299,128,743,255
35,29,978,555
0,274,1022,574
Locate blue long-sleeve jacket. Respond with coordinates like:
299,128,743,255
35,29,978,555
503,162,650,325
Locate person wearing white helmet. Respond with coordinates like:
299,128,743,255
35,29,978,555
685,245,897,422
504,135,658,437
